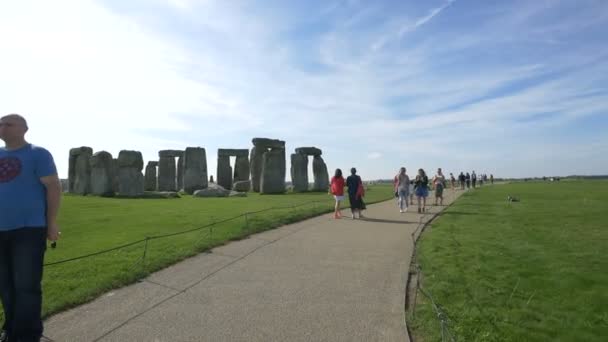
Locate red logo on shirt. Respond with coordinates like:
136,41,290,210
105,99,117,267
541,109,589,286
0,157,22,183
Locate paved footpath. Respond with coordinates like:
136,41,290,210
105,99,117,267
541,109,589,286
45,190,462,342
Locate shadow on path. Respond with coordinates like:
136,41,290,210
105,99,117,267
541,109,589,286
358,217,416,224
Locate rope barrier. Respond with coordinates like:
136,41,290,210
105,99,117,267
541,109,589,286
44,200,329,267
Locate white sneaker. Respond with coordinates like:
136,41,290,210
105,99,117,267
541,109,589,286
400,209,404,213
404,207,408,212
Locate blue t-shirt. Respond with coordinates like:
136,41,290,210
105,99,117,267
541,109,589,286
0,144,57,231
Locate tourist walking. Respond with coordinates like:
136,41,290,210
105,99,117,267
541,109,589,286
449,172,456,191
346,168,365,219
394,167,410,213
433,168,446,206
409,180,415,205
458,172,465,190
414,168,429,213
465,172,471,189
472,171,477,188
0,114,62,342
329,169,345,219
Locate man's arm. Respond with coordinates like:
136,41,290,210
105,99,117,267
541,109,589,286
41,174,61,241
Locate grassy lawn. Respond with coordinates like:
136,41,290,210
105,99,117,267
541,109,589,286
410,181,608,341
0,184,393,324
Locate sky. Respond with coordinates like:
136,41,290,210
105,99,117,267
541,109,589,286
1,0,607,180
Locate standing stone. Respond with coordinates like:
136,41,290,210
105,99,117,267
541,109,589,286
290,153,308,192
68,147,93,195
144,161,158,191
233,155,250,183
60,179,69,192
260,149,286,194
183,147,208,195
209,175,214,183
312,155,329,192
217,155,232,190
158,150,178,191
251,138,285,193
249,146,265,192
177,155,184,191
117,150,144,197
90,151,114,196
112,158,119,193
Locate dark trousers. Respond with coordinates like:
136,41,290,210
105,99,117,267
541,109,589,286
0,227,47,342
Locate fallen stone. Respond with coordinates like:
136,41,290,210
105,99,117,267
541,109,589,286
232,180,251,192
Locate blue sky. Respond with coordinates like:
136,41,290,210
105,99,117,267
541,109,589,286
1,0,607,179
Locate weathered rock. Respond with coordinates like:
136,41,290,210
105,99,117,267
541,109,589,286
232,180,251,192
295,147,322,156
260,148,286,194
158,150,183,158
252,138,285,149
193,183,231,198
229,191,247,197
218,149,249,157
68,146,93,195
90,151,114,196
117,150,144,197
183,147,208,195
249,146,265,192
312,155,329,192
233,155,250,183
177,155,184,191
143,191,180,199
217,155,232,190
290,153,309,192
144,161,158,191
112,158,119,193
158,153,176,192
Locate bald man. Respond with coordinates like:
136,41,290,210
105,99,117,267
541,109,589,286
0,114,61,342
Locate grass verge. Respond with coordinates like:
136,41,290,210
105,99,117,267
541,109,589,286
409,181,608,341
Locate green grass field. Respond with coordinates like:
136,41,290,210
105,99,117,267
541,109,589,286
0,185,393,325
410,181,608,341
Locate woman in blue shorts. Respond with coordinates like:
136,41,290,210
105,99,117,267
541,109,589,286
414,168,429,213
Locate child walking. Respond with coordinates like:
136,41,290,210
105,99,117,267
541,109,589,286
329,168,345,219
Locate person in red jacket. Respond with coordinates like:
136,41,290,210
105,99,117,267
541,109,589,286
329,168,345,219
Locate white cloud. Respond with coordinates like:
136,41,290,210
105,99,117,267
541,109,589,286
368,152,382,159
0,0,256,177
1,0,607,180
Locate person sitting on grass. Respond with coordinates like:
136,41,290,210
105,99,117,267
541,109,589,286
329,168,345,219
